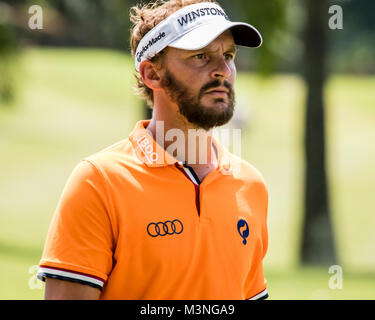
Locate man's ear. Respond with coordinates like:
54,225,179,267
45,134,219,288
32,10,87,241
139,61,163,90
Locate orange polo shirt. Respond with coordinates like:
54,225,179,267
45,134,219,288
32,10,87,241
38,120,269,300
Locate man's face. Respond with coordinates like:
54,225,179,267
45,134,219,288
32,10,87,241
160,30,237,131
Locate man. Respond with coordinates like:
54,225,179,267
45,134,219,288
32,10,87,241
37,0,269,300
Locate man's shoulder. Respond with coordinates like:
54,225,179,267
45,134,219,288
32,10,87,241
228,153,267,188
80,138,138,175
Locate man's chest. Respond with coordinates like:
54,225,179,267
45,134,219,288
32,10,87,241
111,178,264,274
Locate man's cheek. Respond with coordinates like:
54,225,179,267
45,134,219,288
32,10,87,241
230,64,237,81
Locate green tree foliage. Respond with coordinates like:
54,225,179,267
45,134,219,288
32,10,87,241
0,3,19,103
221,0,288,74
329,0,375,74
5,0,372,73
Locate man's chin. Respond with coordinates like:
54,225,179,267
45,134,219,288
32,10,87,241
179,99,233,129
184,110,234,130
201,96,228,107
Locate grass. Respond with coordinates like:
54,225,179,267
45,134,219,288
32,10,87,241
266,267,375,300
0,48,374,299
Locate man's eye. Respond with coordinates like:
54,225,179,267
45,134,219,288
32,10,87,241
194,53,206,60
225,53,235,60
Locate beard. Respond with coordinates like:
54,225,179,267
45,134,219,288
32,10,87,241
161,68,235,131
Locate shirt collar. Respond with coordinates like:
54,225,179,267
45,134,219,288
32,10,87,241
129,120,233,173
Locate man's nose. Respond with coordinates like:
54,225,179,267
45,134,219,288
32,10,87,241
210,57,232,80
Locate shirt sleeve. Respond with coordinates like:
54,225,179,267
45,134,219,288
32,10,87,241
244,182,269,300
37,159,115,290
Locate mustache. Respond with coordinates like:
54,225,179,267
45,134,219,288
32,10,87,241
199,80,234,98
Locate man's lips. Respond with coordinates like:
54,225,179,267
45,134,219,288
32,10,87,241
204,87,229,98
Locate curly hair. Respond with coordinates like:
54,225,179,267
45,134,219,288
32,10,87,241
129,0,219,107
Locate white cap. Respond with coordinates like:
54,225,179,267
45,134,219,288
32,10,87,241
134,2,262,72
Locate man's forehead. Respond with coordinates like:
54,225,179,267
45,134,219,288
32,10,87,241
202,30,236,51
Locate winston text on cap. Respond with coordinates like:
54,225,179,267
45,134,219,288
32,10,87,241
177,7,229,27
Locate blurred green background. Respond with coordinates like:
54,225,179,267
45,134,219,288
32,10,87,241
1,0,374,299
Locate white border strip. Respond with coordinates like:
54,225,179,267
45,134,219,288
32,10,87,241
248,288,268,300
181,166,199,185
37,267,104,288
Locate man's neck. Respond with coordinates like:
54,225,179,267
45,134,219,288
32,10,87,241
146,116,218,180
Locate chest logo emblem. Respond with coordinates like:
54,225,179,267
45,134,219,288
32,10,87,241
147,220,184,237
237,219,249,245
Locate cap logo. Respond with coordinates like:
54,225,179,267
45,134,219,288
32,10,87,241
136,32,166,63
177,7,229,27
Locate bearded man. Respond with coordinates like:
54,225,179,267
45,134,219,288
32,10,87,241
37,0,269,300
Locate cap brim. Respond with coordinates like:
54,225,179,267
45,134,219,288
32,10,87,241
168,21,262,51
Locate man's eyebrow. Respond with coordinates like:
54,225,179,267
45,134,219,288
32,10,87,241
196,44,238,54
226,45,238,53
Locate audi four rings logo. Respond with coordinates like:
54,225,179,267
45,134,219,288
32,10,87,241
147,220,184,237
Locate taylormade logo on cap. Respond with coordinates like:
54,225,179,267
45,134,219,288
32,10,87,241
134,2,262,71
136,32,166,63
